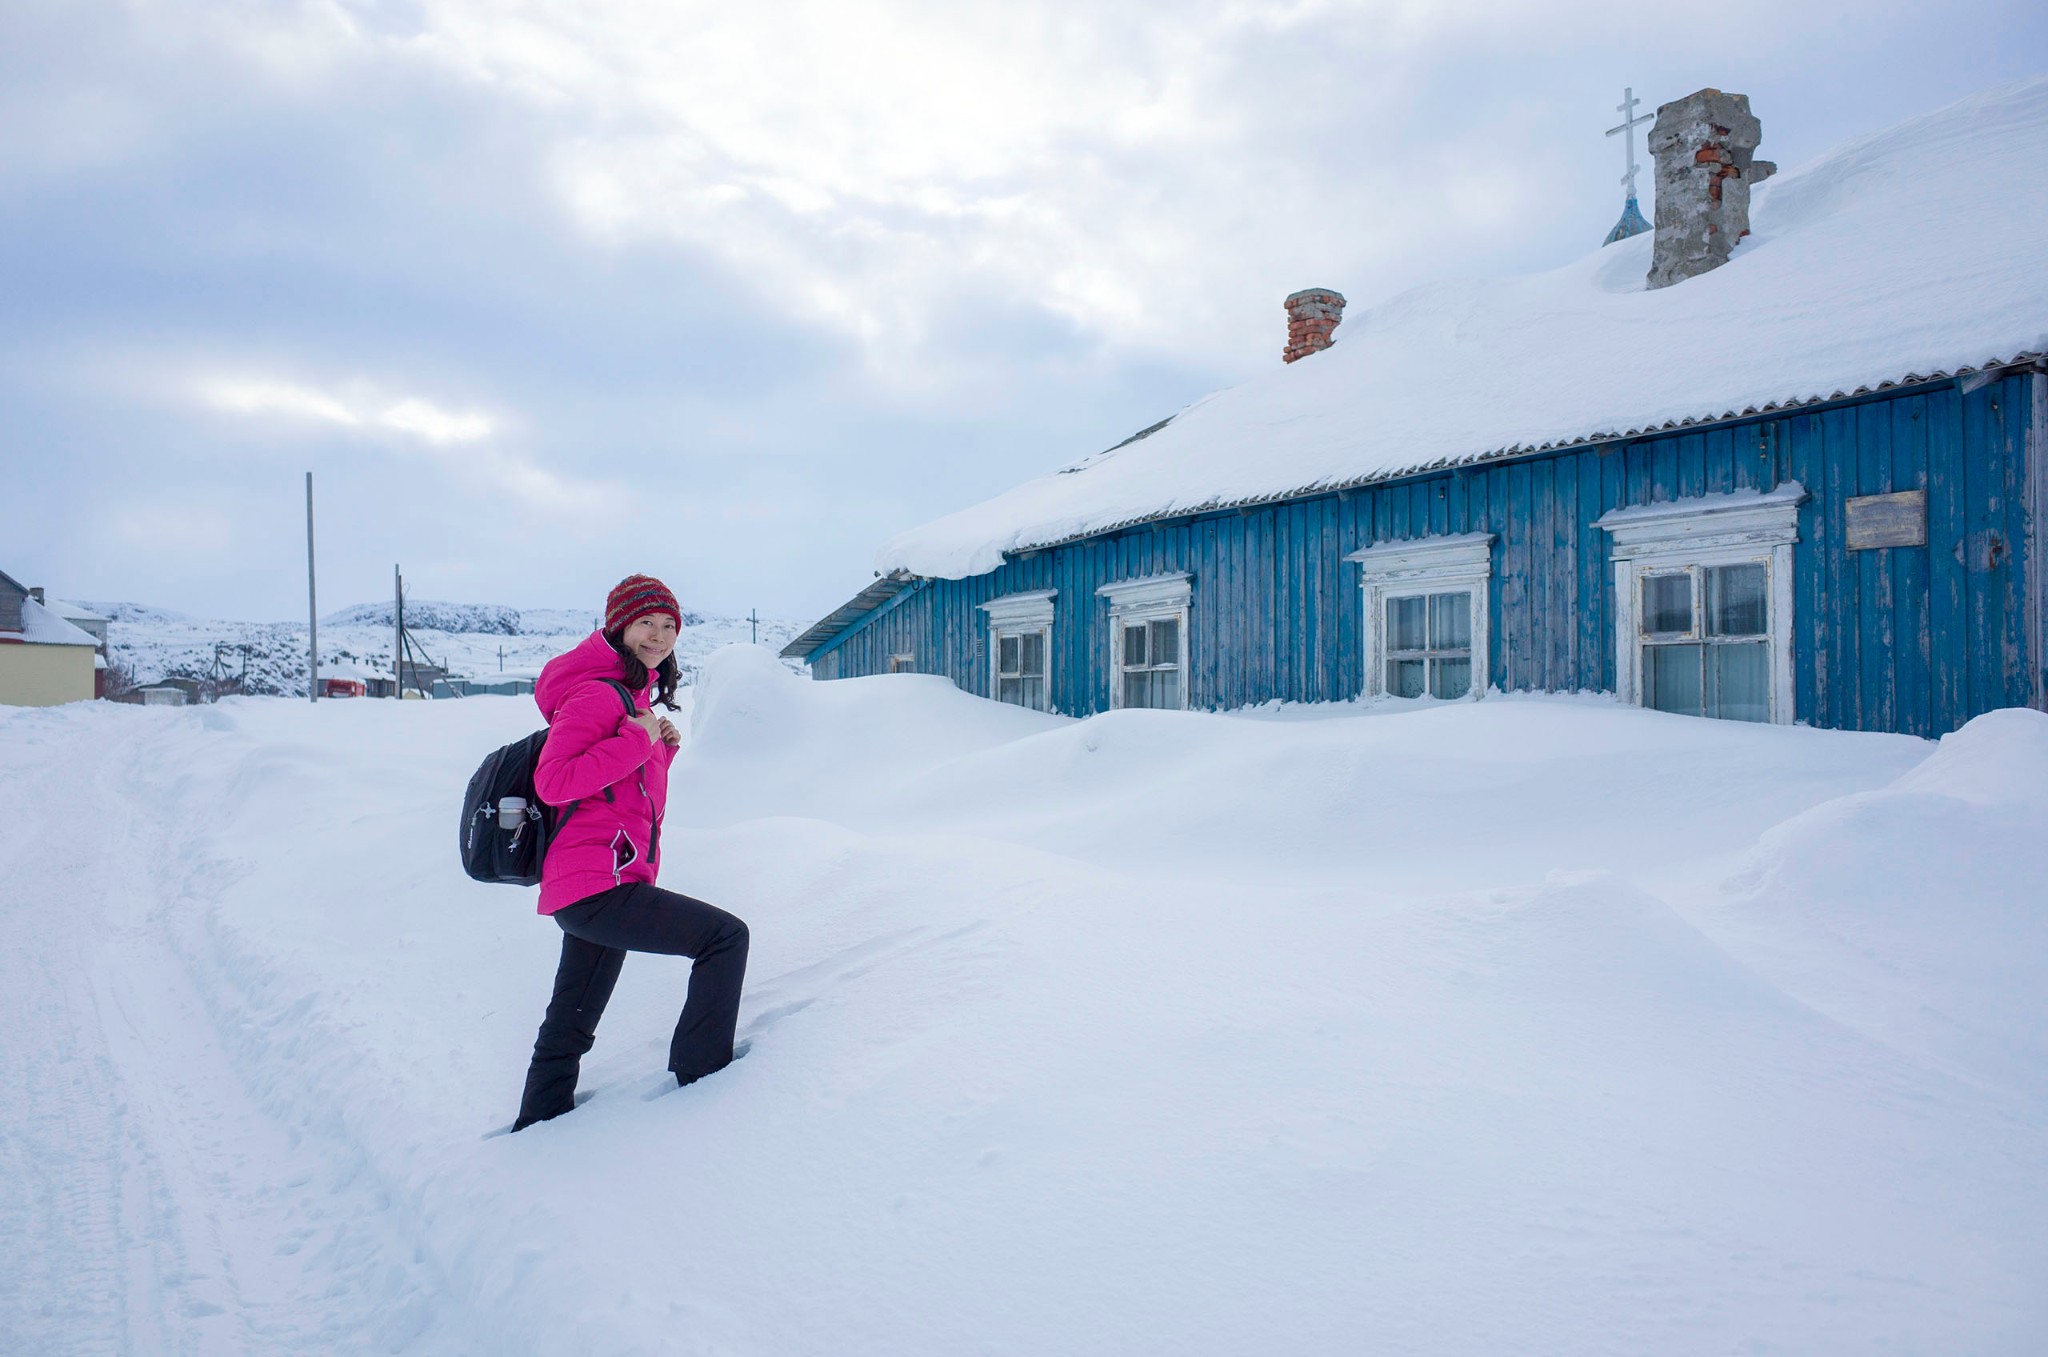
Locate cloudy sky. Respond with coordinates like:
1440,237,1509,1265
4,0,2043,624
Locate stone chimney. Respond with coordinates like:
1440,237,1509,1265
1283,288,1346,363
1646,89,1776,290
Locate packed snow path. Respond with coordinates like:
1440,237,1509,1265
3,648,2046,1354
0,708,473,1353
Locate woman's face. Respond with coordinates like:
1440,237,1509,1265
622,613,679,668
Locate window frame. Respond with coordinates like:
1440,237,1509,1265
1095,572,1192,711
1344,533,1495,702
1597,484,1806,725
976,589,1057,712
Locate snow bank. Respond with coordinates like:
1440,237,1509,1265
880,78,2048,578
3,655,2044,1354
1712,707,2048,1102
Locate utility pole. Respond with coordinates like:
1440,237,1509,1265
306,472,319,703
394,564,404,699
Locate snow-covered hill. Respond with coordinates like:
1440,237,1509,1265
2,655,2043,1353
82,599,799,695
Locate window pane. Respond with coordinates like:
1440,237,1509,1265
1429,592,1472,651
1389,658,1426,698
1021,675,1044,711
1708,564,1768,638
1123,623,1146,668
998,675,1021,705
1388,596,1427,651
1643,574,1693,636
1644,643,1704,715
998,634,1019,674
1431,658,1472,700
1149,618,1179,669
1153,668,1179,710
1708,641,1770,722
1123,670,1148,708
1020,631,1044,676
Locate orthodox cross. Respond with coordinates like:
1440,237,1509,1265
748,608,759,644
1606,87,1653,198
1603,86,1655,245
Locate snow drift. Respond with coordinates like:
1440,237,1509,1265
2,656,2044,1354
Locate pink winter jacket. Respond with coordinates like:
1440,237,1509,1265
532,631,677,915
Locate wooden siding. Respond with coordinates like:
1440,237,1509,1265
811,374,2040,737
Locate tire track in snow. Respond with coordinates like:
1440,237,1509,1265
0,708,471,1352
0,719,177,1354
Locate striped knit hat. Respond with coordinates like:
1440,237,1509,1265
604,574,681,635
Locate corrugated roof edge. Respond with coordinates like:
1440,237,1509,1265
780,570,918,661
999,355,2048,559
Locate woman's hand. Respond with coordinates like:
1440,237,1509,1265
627,711,663,743
655,717,682,748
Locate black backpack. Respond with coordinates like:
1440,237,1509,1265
459,679,636,886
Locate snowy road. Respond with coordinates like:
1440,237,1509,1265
5,653,2047,1354
0,714,467,1354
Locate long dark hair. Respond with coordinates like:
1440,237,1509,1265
606,629,682,711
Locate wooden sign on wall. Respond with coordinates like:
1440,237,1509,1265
1846,490,1927,551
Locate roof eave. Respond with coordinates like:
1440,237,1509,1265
780,570,920,661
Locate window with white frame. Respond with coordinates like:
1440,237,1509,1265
1596,483,1805,725
1345,534,1494,701
977,590,1056,712
1095,573,1191,710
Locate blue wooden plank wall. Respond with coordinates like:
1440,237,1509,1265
812,374,2039,736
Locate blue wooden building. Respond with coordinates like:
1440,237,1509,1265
785,83,2048,738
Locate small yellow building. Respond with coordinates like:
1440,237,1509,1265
0,568,99,707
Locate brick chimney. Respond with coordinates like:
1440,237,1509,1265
1646,89,1776,290
1283,288,1345,363
28,586,44,604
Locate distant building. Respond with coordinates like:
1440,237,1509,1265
45,599,111,697
45,599,109,648
0,568,100,707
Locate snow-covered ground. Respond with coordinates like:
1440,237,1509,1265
82,599,801,695
2,653,2044,1354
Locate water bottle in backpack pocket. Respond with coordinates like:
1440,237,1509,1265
458,680,636,886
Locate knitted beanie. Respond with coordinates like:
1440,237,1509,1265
604,574,681,635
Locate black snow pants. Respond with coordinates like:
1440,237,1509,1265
514,884,750,1131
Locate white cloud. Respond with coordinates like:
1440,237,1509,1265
199,376,360,426
379,398,493,445
345,2,1741,380
184,369,606,515
194,374,495,447
141,0,1893,393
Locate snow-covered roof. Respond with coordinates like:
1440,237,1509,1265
879,78,2048,581
47,599,108,625
18,598,100,647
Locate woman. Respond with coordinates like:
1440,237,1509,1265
513,574,750,1132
